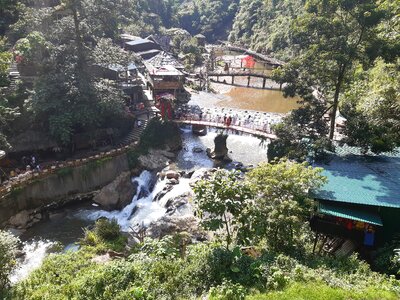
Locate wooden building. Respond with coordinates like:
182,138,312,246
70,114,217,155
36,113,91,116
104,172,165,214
124,38,161,59
311,147,400,248
144,52,185,100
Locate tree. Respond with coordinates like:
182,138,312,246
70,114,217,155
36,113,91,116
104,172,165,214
242,159,326,253
0,0,19,36
0,42,20,150
284,0,392,141
193,169,253,249
0,230,19,290
341,59,400,153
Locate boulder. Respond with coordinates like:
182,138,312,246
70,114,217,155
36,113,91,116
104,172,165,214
153,185,174,202
8,210,32,228
168,178,179,185
193,147,204,153
148,215,207,241
138,149,176,171
206,134,231,161
189,168,216,187
166,170,180,180
192,124,207,136
93,172,137,210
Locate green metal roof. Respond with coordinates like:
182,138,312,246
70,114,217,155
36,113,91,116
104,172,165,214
312,151,400,208
318,202,383,226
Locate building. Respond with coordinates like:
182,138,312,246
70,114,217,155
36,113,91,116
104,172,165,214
311,146,400,248
90,63,144,109
124,38,161,60
90,63,138,81
144,52,185,100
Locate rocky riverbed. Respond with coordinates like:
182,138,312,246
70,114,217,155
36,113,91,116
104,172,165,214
6,126,269,283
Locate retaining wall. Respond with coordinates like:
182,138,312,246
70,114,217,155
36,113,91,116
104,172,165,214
0,152,130,226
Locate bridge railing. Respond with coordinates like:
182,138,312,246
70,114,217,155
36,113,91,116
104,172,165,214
174,115,277,140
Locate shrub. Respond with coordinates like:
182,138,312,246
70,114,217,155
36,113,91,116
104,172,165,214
209,280,247,300
0,230,19,290
81,218,127,252
247,282,399,300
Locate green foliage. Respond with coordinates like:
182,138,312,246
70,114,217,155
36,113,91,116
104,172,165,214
341,59,400,154
229,0,305,60
242,160,326,253
138,118,181,152
127,148,141,169
193,169,253,249
248,282,398,300
11,240,400,300
0,230,19,290
194,160,325,253
81,218,127,253
0,0,20,36
14,31,49,66
209,279,246,300
176,0,239,41
373,235,400,275
56,167,73,178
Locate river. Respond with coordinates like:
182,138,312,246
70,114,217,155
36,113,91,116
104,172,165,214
199,48,301,113
9,126,269,283
9,48,285,283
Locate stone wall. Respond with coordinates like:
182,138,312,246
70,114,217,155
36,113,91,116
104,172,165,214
0,153,130,226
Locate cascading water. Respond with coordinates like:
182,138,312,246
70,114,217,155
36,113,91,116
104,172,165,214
80,170,193,231
10,127,269,284
10,240,56,284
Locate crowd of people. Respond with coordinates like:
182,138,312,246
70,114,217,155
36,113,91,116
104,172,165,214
175,105,283,134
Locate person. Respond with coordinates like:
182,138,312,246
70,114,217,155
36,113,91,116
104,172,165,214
22,156,28,167
137,119,142,127
31,155,36,168
227,116,232,127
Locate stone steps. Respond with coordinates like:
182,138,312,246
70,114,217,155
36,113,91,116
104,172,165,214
120,119,149,146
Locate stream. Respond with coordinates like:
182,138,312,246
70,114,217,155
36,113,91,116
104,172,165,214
8,126,269,284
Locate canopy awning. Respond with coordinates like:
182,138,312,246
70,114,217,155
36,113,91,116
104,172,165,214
318,202,383,226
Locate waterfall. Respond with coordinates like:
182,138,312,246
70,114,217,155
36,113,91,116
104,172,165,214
81,170,192,231
10,240,55,284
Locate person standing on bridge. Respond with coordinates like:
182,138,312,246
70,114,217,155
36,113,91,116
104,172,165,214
226,116,232,127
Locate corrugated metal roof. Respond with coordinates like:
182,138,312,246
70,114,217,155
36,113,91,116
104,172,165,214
126,38,155,46
312,151,400,208
318,202,383,226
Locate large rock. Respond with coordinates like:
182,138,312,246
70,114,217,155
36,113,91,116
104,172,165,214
8,209,42,229
192,124,207,136
206,134,231,161
138,149,176,171
189,168,216,187
93,172,137,210
8,210,31,228
148,215,207,241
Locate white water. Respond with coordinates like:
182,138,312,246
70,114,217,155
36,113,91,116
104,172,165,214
79,170,193,231
10,240,55,284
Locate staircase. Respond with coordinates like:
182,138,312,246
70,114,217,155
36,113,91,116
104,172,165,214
7,62,20,90
120,119,149,146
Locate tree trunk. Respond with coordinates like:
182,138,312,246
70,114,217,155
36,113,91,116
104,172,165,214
69,0,86,70
223,213,231,250
329,65,346,140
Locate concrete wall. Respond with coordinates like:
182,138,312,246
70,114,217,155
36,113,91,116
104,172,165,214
0,153,130,225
